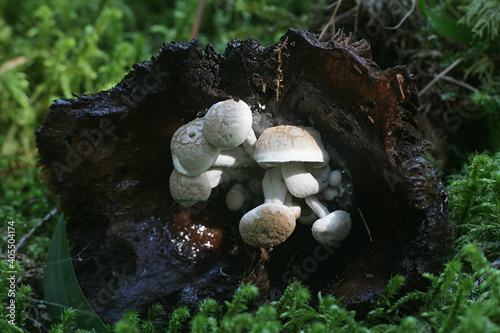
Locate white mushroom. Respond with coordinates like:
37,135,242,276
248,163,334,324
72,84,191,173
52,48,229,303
322,186,339,201
253,125,331,198
171,118,220,177
329,169,343,187
203,99,255,150
239,167,296,248
226,183,246,211
305,195,351,247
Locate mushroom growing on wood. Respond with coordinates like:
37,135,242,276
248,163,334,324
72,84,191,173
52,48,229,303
253,125,331,198
239,166,296,248
305,194,352,247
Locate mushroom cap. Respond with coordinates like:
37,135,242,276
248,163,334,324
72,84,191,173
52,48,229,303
311,210,351,247
171,118,221,176
253,125,330,168
239,203,296,248
203,99,253,149
169,169,211,207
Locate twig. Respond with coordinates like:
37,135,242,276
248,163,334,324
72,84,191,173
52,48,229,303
441,75,479,92
383,0,417,30
353,0,360,37
190,0,206,40
16,208,57,251
357,207,372,242
319,0,343,40
419,56,464,97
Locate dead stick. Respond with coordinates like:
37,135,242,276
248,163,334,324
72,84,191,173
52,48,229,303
16,208,57,251
190,0,206,40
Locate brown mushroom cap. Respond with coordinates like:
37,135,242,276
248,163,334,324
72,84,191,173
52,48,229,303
253,125,330,168
239,203,296,248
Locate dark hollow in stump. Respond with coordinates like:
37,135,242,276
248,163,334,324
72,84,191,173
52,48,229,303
36,29,452,323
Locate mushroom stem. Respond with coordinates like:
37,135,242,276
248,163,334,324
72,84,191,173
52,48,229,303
243,129,257,156
282,162,330,198
262,166,288,205
204,168,229,188
305,195,330,218
285,192,301,219
213,146,255,168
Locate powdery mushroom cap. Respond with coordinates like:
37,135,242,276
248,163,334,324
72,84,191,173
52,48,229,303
311,210,352,247
169,169,211,207
171,118,221,176
253,125,330,168
203,99,253,149
239,203,296,248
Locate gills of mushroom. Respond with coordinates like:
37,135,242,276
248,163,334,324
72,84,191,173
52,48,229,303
239,166,296,248
305,194,351,247
171,118,221,176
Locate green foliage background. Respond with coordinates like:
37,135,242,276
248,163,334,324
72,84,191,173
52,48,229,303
1,0,499,332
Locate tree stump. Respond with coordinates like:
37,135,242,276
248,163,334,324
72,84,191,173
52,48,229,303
36,29,452,323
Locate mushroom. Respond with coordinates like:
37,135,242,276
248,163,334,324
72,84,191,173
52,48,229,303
170,168,229,207
239,166,296,248
225,183,246,211
329,169,343,187
305,194,352,247
253,125,331,198
203,99,256,150
171,118,221,177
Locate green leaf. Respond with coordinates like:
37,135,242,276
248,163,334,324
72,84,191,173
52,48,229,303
418,0,473,44
43,214,108,332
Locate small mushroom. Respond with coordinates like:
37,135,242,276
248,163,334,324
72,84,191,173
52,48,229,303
226,183,246,211
322,186,339,201
171,118,221,176
203,99,255,150
329,169,343,187
305,194,351,247
239,167,296,248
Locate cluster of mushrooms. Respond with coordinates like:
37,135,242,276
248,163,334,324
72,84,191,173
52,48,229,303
169,99,352,249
